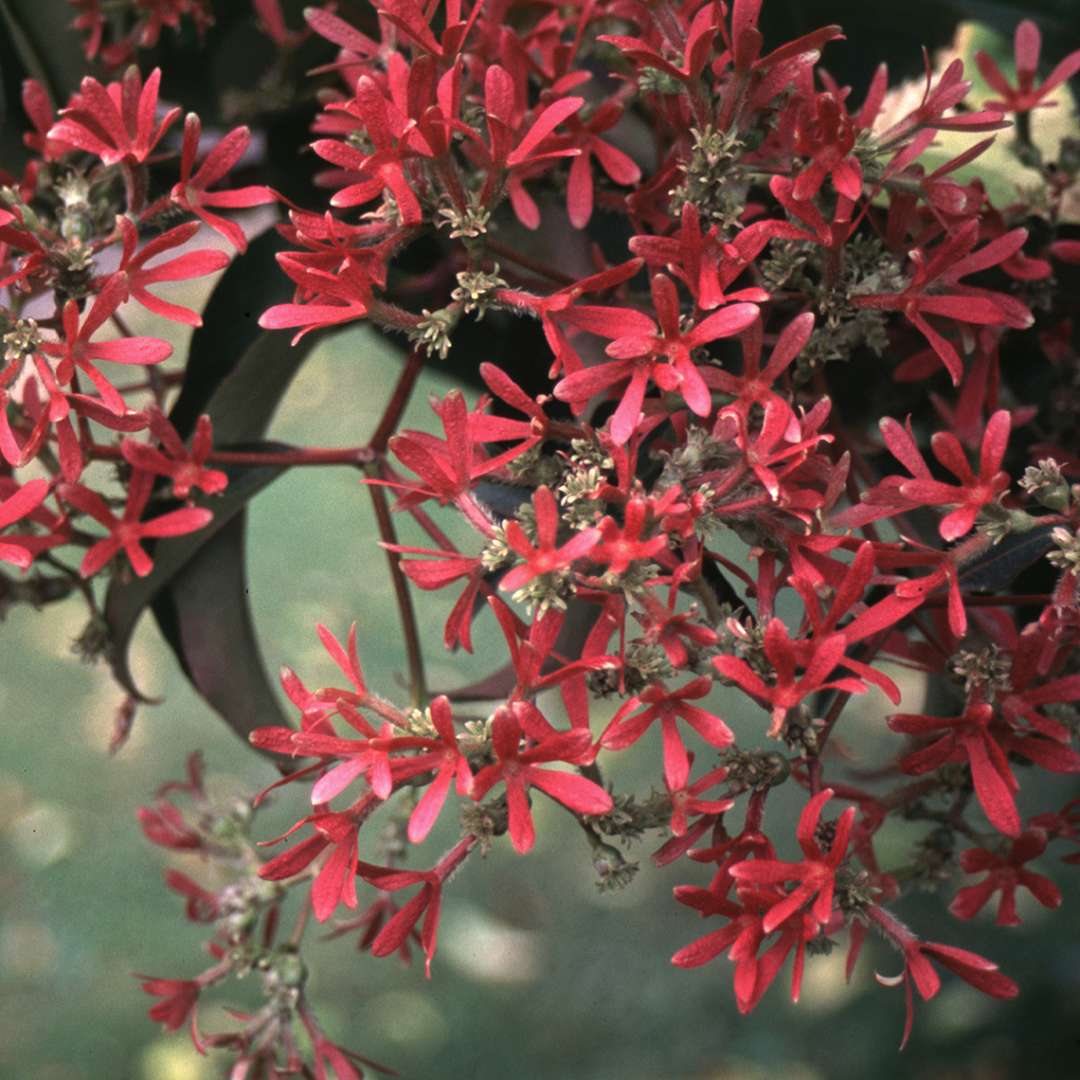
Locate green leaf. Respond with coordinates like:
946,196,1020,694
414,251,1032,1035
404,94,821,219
169,228,297,439
959,524,1057,591
150,491,285,744
0,0,88,105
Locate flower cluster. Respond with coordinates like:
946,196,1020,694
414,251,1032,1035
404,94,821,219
0,58,290,602
3,2,1080,1074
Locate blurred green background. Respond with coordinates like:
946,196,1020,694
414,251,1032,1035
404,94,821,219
3,7,1080,1080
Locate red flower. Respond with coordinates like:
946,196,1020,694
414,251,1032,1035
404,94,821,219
730,789,855,932
630,203,775,312
469,707,612,853
666,760,733,838
601,677,733,790
359,866,442,976
259,809,368,922
704,312,814,433
106,217,229,327
61,471,213,579
384,542,485,651
388,388,506,534
48,67,180,166
404,696,473,844
1000,627,1080,741
592,496,669,576
171,115,277,252
888,703,1021,837
20,79,70,160
310,76,428,225
791,539,914,702
251,712,428,804
39,276,172,417
497,258,642,380
137,801,202,852
553,275,759,444
950,829,1062,926
790,92,862,202
121,410,228,499
358,837,474,976
499,485,601,595
564,98,641,228
164,870,219,923
671,881,821,1014
713,618,867,738
487,596,618,707
841,411,1011,542
866,903,1018,1049
0,478,49,570
632,587,719,669
137,976,200,1032
975,19,1080,113
896,410,1012,541
853,222,1033,384
599,5,719,85
479,65,584,174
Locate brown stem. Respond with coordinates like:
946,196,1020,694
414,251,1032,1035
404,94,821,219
923,592,1051,609
366,460,427,709
86,442,376,468
369,350,424,454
